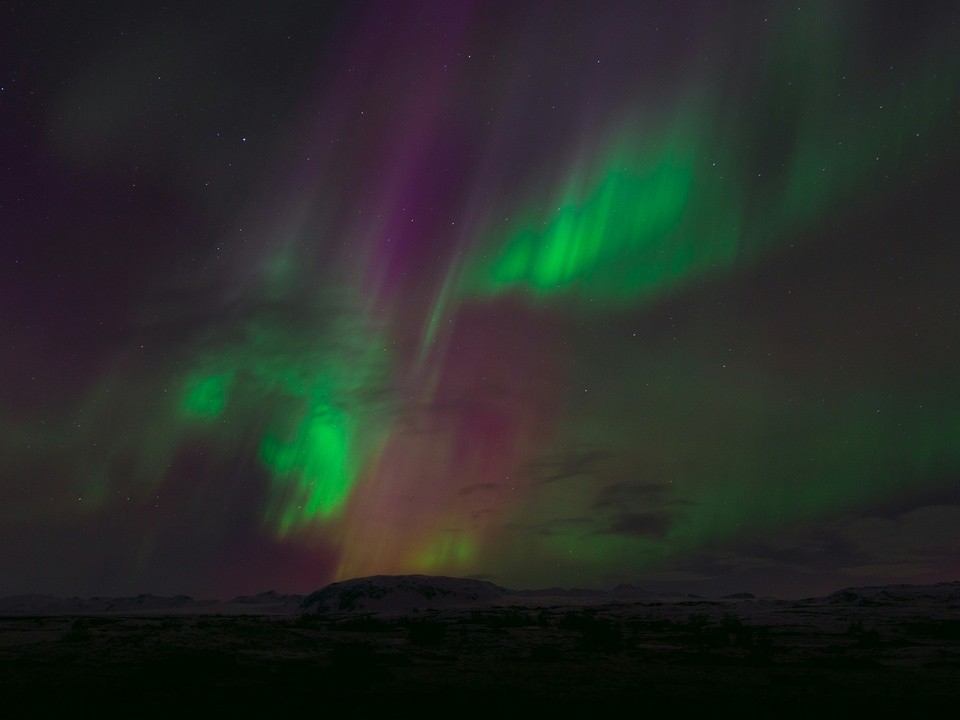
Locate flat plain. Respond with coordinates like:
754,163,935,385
2,578,958,712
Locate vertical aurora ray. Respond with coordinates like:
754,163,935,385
332,298,566,581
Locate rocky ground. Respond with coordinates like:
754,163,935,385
2,579,958,711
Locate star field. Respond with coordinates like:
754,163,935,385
1,1,959,598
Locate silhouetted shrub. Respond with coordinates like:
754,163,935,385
721,613,743,632
331,617,395,632
327,642,392,690
903,621,960,640
687,614,709,631
686,613,708,646
60,619,92,643
747,627,773,663
846,620,882,649
485,609,535,628
557,610,598,631
685,614,730,648
407,620,446,646
857,628,882,649
580,619,623,653
558,611,622,652
722,612,754,648
530,645,561,662
331,641,376,666
294,613,325,629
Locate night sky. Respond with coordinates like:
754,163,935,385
2,1,959,599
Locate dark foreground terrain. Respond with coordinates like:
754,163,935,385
2,578,959,712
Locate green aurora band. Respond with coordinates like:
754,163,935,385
450,15,957,316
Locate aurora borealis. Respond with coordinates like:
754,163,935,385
2,1,960,599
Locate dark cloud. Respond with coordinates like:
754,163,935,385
527,448,605,485
526,516,593,538
631,504,960,597
592,481,693,509
604,511,674,539
458,483,499,497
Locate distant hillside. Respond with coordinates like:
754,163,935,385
0,592,303,616
0,594,219,615
3,577,959,616
820,581,960,606
302,574,507,613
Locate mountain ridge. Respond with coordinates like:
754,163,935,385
2,576,958,615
